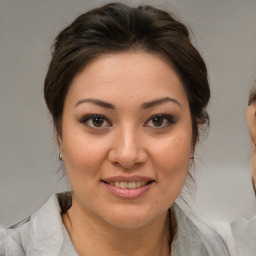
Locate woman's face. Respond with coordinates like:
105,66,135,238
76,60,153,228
59,51,193,229
246,103,256,145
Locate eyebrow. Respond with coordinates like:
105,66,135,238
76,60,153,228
141,97,181,109
75,96,181,110
75,98,115,109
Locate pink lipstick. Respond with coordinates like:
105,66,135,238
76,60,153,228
101,176,155,199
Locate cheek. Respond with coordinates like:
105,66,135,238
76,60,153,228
62,125,109,176
246,109,252,126
247,107,256,123
66,144,103,171
149,133,191,191
63,135,110,198
151,132,192,166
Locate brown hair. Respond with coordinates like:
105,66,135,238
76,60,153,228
248,79,256,106
44,2,210,146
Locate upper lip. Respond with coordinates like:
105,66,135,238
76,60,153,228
101,175,155,183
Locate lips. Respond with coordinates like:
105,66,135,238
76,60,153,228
102,180,154,189
101,175,155,188
101,176,155,199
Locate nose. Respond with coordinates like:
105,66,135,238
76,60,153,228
108,126,148,169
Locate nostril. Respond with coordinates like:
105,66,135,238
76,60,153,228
112,160,139,169
108,145,148,169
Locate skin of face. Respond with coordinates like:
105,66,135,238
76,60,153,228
58,51,193,231
246,103,256,189
246,103,256,145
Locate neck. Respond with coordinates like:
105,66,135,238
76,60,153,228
62,196,171,256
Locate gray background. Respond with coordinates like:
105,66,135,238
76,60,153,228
1,0,256,227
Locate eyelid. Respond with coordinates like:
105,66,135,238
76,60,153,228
144,114,176,127
80,114,111,128
79,113,176,129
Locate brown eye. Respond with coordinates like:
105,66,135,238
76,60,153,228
80,114,111,128
92,116,104,127
145,114,176,128
152,116,164,127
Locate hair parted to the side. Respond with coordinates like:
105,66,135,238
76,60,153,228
44,2,210,148
248,79,256,106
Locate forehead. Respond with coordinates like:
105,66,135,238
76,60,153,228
66,51,189,108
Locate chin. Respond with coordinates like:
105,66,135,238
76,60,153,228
99,205,165,230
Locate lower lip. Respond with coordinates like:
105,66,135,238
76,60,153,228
103,182,153,199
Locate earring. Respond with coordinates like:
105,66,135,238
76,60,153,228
59,152,63,161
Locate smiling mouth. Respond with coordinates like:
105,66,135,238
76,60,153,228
101,180,155,189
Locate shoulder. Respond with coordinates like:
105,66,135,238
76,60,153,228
3,217,30,256
231,215,256,256
2,192,73,256
0,226,6,256
172,202,233,256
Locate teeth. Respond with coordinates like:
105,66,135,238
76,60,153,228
141,181,146,186
128,182,136,189
109,181,150,189
120,182,127,189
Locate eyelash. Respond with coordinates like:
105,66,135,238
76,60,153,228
144,114,176,128
80,114,111,129
79,114,176,129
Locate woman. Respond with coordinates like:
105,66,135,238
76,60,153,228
246,80,256,192
226,81,256,256
1,3,231,256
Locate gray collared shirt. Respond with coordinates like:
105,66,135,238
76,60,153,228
1,192,252,256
